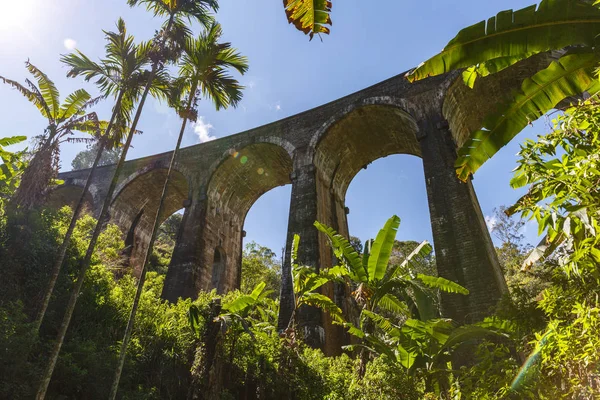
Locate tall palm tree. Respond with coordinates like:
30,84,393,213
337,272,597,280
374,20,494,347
109,22,248,399
35,2,218,398
0,62,102,210
31,19,158,335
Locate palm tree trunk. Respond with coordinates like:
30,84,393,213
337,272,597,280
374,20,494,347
33,91,125,334
35,71,156,400
109,81,197,400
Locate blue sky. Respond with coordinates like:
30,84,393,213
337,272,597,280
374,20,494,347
0,0,545,254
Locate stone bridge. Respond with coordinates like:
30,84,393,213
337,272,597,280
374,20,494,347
55,58,549,353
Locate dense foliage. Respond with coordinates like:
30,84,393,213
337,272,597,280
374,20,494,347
1,0,600,398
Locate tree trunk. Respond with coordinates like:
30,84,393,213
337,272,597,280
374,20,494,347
33,90,124,333
108,81,197,399
188,299,222,400
35,69,156,400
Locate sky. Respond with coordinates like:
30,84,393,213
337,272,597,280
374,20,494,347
0,0,547,255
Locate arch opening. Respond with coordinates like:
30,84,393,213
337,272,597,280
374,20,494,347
314,104,421,201
110,168,189,276
314,104,421,233
312,104,431,354
203,143,293,293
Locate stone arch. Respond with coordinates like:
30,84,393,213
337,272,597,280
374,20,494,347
110,167,190,276
45,184,95,214
200,142,294,292
206,136,296,184
309,101,423,352
313,102,421,206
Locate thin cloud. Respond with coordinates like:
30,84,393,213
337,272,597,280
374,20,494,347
485,215,498,232
64,38,77,50
194,117,216,143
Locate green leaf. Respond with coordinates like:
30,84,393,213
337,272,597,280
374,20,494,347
188,305,203,337
302,292,343,323
59,89,92,120
314,220,365,282
283,0,332,40
462,53,537,88
362,309,401,336
250,281,267,300
26,61,60,119
378,294,410,317
399,240,433,274
291,234,300,267
0,136,26,148
455,51,600,181
409,282,439,321
416,274,470,295
223,295,256,314
441,325,505,351
368,215,400,282
407,0,600,82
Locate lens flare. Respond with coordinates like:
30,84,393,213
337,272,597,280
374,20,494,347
240,156,248,164
257,168,264,175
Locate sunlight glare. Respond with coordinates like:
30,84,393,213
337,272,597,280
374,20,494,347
0,0,39,34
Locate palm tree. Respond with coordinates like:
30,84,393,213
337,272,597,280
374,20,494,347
406,0,600,181
31,19,157,335
109,22,248,399
34,2,218,397
0,62,102,210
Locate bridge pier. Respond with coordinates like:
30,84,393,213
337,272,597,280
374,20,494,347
418,113,508,323
278,161,324,348
162,194,206,303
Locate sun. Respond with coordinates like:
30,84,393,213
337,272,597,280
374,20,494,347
0,0,38,33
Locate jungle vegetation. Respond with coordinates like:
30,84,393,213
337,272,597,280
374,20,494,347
0,0,599,398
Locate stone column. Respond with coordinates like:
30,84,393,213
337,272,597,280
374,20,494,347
277,162,323,348
418,112,508,324
162,194,207,303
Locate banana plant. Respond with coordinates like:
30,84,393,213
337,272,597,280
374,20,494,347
286,234,345,335
283,0,332,40
315,215,472,377
315,215,468,321
0,62,103,210
406,0,600,181
316,215,516,391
